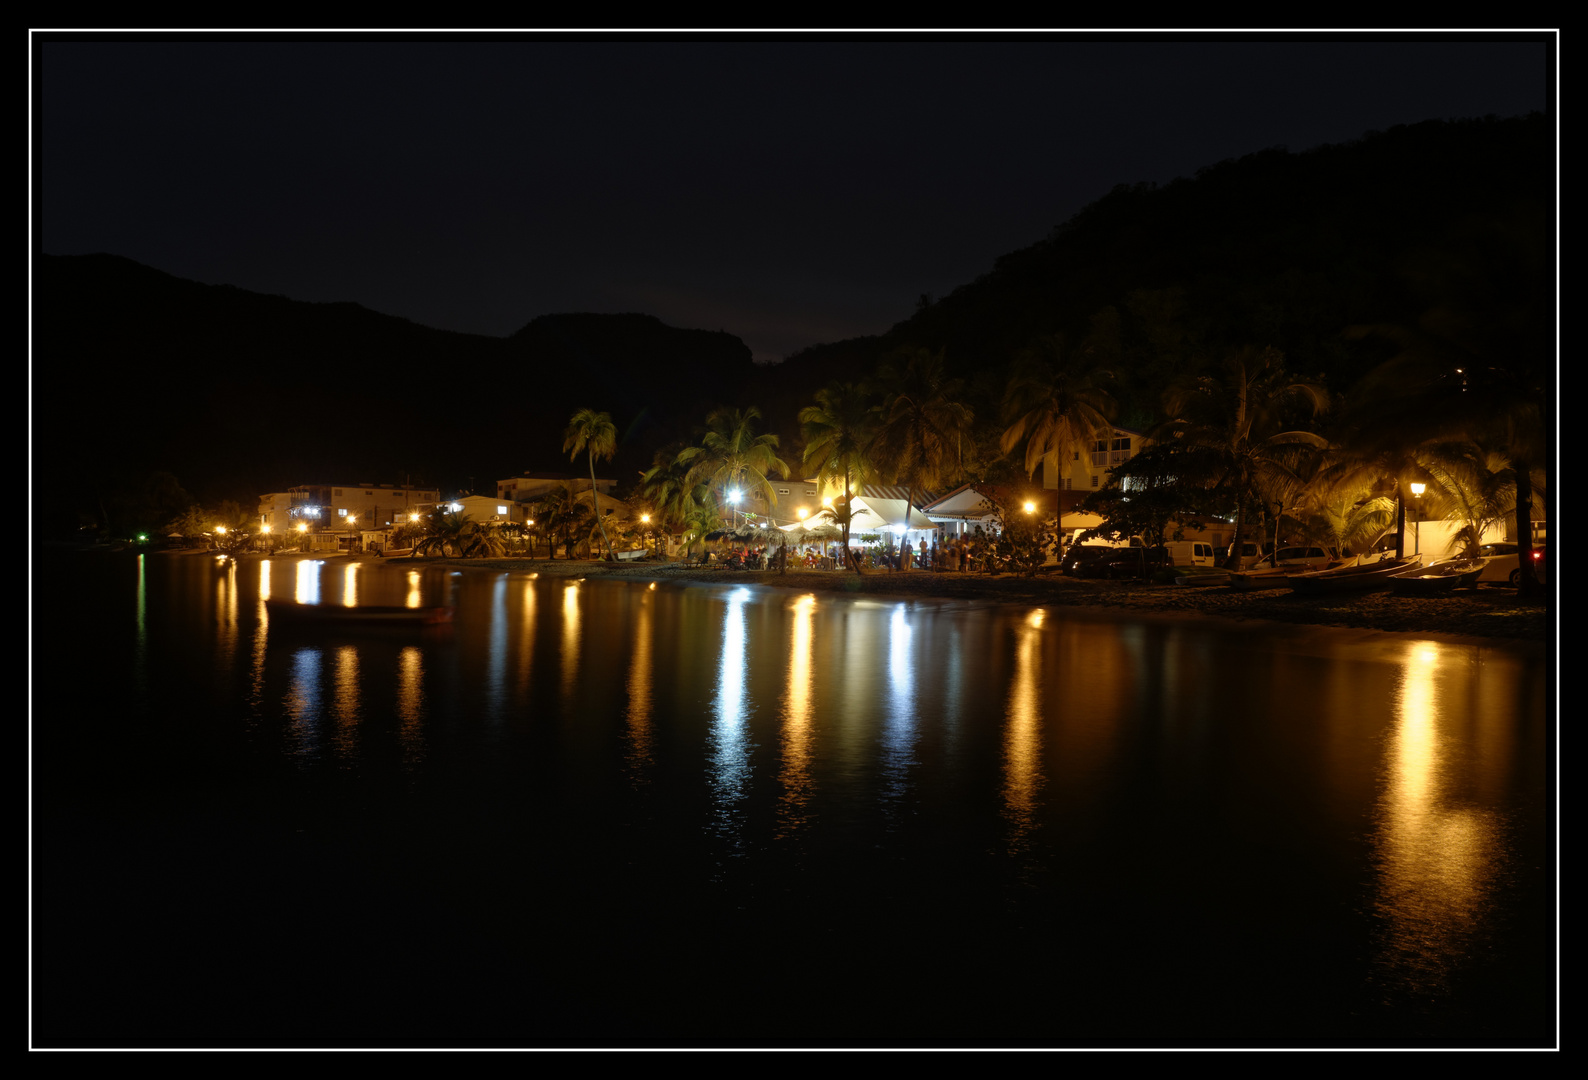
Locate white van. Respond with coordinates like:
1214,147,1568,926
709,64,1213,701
1164,540,1219,568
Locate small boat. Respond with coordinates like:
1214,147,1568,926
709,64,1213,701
1388,558,1486,596
265,598,454,625
1174,568,1231,587
1229,565,1291,591
1285,556,1420,595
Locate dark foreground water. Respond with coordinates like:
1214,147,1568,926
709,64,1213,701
32,552,1556,1048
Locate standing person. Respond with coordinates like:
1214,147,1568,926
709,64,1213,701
919,538,928,571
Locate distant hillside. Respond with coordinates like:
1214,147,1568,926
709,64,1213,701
35,114,1552,536
782,114,1552,427
33,254,756,532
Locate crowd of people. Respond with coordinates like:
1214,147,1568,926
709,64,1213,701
701,534,997,573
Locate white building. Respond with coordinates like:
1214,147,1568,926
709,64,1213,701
257,483,440,537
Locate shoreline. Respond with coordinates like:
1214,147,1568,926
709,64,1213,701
417,553,1554,648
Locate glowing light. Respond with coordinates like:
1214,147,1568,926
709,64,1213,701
1023,501,1036,514
1410,483,1426,497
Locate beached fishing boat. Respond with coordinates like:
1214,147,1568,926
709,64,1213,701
264,598,454,625
1388,558,1486,596
1174,568,1232,587
1286,556,1419,595
1228,565,1291,591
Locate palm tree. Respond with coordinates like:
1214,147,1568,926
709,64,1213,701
1342,206,1550,591
413,509,471,557
1159,346,1330,570
800,382,876,572
1417,438,1543,557
539,480,594,559
872,348,973,569
564,408,618,561
1000,337,1117,484
676,406,791,522
1292,474,1397,559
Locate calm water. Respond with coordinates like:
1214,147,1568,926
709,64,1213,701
32,552,1555,1048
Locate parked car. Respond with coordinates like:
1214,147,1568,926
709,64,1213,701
1224,541,1264,570
1061,538,1143,576
1476,543,1548,586
1272,546,1336,571
1100,546,1171,580
1063,545,1118,577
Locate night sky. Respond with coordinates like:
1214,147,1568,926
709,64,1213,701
37,34,1551,364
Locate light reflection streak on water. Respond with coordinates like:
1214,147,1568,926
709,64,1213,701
405,570,422,609
515,579,536,702
708,587,754,855
340,562,359,607
294,560,322,605
483,574,508,722
285,648,323,762
776,593,816,838
215,560,239,666
332,645,360,763
1371,640,1502,997
625,590,655,785
1002,608,1045,857
561,583,581,701
396,646,426,768
247,562,271,725
880,604,919,822
133,554,147,700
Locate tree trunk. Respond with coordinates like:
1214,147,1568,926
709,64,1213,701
1223,500,1247,571
590,455,612,560
843,472,861,575
1394,488,1406,561
1514,467,1539,595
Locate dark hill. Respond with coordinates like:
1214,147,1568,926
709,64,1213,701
781,114,1552,427
33,255,755,533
